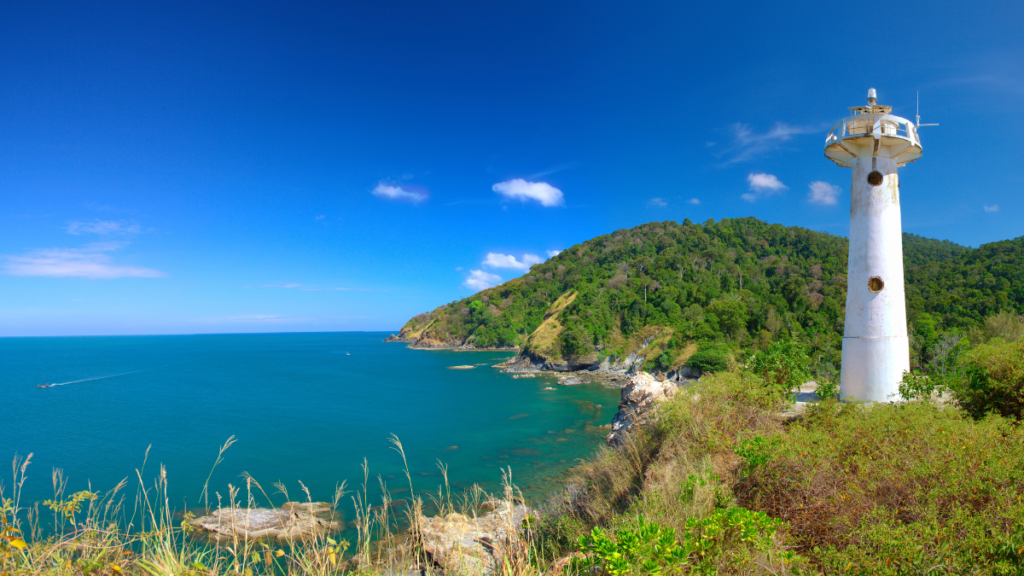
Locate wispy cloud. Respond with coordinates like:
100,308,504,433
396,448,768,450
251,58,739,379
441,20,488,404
647,197,667,207
463,270,501,291
687,198,701,205
483,252,541,271
2,242,164,279
372,182,428,204
808,181,842,205
743,173,788,202
529,163,579,179
66,220,142,236
546,249,561,258
492,179,564,207
984,204,1000,213
723,122,818,164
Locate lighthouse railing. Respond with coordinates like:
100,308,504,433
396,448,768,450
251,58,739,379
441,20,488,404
825,114,919,148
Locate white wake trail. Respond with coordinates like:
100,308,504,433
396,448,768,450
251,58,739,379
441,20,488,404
45,368,150,387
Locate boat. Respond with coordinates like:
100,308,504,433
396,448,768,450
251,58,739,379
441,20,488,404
38,384,50,388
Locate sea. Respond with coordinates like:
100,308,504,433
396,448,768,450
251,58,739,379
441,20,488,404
0,332,619,534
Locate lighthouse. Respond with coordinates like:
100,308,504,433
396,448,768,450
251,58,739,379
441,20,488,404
824,88,922,402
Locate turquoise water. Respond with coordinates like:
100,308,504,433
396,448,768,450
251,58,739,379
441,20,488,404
1,332,618,530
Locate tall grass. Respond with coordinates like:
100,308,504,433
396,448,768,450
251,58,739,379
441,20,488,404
1,432,544,576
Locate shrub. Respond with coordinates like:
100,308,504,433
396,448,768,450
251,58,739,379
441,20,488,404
571,515,688,576
748,339,810,397
686,345,730,374
736,400,1024,573
651,351,674,373
952,339,1024,420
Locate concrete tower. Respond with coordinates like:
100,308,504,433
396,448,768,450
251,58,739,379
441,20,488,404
824,88,922,402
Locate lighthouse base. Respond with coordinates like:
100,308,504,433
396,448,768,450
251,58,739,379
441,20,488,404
839,336,910,403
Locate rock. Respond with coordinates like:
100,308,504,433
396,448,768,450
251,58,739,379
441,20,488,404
416,502,532,576
186,502,340,543
606,372,678,446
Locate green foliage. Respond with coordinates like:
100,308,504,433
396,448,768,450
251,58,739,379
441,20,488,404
748,339,809,396
897,369,938,401
738,400,1024,574
684,506,779,568
571,509,779,576
651,351,674,373
686,345,730,374
734,436,779,474
951,339,1024,420
571,515,689,576
815,377,839,400
401,219,1024,369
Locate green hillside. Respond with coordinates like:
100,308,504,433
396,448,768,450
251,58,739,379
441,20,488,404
395,218,1024,373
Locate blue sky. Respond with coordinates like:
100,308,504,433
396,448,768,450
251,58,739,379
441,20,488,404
2,1,1023,336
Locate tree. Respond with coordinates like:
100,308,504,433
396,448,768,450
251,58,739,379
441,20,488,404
708,298,748,339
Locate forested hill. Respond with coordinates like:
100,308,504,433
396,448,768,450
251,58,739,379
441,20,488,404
393,218,1024,373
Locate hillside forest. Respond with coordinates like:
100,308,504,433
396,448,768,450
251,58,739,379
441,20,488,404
395,218,1024,379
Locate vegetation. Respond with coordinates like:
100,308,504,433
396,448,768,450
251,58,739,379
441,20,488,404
398,218,1024,376
527,335,1024,575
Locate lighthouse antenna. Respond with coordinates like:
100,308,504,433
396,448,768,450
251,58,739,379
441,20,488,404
916,91,939,128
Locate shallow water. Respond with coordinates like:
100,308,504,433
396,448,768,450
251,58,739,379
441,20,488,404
1,332,618,531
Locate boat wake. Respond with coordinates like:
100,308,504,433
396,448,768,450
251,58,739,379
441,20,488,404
41,368,151,388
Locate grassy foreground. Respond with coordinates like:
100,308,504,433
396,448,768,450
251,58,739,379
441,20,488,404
5,370,1024,575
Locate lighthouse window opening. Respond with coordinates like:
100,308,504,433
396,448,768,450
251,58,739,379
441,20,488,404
867,171,884,186
868,276,884,293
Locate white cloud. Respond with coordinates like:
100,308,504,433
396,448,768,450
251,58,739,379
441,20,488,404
724,122,818,164
984,204,1000,212
2,242,164,279
546,250,561,258
687,198,701,205
463,270,502,291
743,173,788,202
492,179,564,207
66,220,141,236
483,252,542,271
647,197,667,207
455,266,464,271
315,215,325,221
808,181,843,205
372,182,428,204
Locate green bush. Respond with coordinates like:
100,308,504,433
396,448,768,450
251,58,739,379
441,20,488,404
651,351,674,373
686,345,730,374
570,509,781,576
952,339,1024,420
737,400,1024,574
571,515,688,576
748,339,809,397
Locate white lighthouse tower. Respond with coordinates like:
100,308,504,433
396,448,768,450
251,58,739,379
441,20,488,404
824,88,922,402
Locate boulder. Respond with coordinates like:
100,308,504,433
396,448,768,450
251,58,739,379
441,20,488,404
606,372,677,446
186,502,340,543
416,502,531,575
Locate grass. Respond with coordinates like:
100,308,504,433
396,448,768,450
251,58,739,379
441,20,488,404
0,433,535,576
530,370,1024,575
7,367,1024,576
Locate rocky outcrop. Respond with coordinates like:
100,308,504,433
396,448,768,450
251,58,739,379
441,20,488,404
186,502,340,543
606,372,678,446
417,501,531,576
